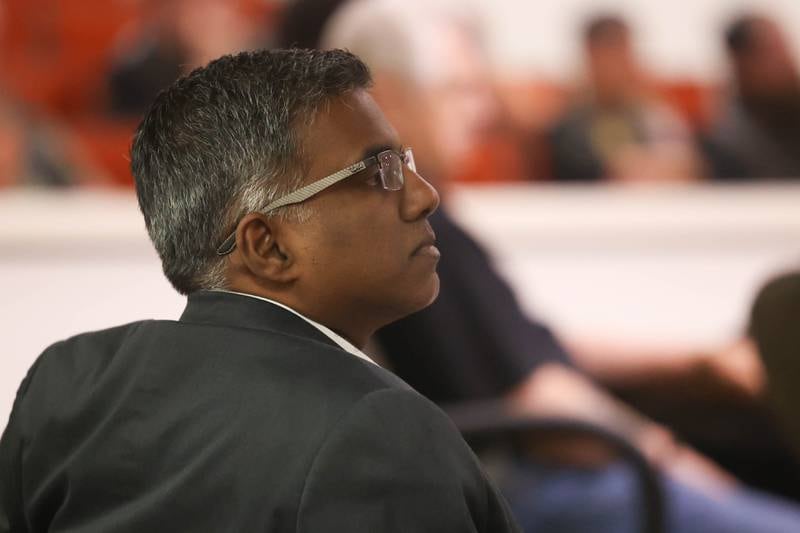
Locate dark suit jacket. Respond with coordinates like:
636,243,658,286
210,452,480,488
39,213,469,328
0,291,519,532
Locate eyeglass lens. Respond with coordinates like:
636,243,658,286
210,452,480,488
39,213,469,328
377,148,415,191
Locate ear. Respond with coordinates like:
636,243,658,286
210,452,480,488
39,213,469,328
234,213,299,284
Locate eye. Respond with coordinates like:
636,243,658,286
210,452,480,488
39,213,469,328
365,171,382,186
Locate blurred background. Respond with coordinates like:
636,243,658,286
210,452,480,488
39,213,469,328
4,0,800,186
2,0,800,525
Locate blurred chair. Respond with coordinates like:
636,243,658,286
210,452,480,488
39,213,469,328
446,400,665,533
655,81,717,135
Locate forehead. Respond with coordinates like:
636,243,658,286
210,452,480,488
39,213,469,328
301,89,399,179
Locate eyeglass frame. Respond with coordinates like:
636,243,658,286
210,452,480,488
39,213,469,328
215,147,415,256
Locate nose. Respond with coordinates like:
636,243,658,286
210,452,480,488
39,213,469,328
400,167,440,222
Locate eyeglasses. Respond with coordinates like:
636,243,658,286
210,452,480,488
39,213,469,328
216,147,415,255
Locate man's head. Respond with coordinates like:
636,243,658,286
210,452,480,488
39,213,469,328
132,49,440,344
583,15,642,105
725,15,799,100
322,0,498,187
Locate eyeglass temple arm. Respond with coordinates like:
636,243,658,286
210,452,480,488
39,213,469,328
215,158,375,256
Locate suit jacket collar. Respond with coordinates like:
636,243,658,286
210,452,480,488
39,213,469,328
179,290,339,349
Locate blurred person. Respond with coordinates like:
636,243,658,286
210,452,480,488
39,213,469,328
750,271,800,460
706,14,800,180
0,3,107,186
276,0,345,49
0,49,521,532
106,0,260,116
323,1,800,532
0,96,107,186
549,15,704,183
278,0,529,183
322,0,500,185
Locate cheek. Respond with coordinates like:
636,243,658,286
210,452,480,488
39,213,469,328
309,206,403,276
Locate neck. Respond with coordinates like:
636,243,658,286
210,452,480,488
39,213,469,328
225,282,373,349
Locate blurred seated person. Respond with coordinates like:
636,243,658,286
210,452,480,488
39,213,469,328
706,15,800,180
323,1,800,532
549,15,704,183
750,271,800,459
278,0,529,184
106,0,259,116
0,96,106,186
276,0,345,49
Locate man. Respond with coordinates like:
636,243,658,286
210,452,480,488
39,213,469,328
0,49,520,532
750,271,800,459
707,14,800,180
107,0,260,116
549,14,703,183
322,1,800,531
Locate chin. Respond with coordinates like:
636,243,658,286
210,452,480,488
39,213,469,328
409,273,441,314
379,273,440,327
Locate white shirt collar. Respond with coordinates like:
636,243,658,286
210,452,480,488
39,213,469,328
212,290,377,366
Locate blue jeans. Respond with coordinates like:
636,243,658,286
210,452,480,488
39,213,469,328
504,460,800,533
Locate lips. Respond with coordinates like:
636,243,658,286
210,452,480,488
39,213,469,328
412,229,440,259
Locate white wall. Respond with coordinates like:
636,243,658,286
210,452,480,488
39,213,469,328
2,185,799,426
449,183,800,346
472,0,800,81
0,190,186,426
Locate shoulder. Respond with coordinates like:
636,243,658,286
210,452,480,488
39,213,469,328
312,390,468,479
710,100,755,145
319,388,460,441
550,104,592,137
26,320,150,381
296,387,521,532
296,388,498,531
11,321,150,417
316,387,486,474
24,320,149,380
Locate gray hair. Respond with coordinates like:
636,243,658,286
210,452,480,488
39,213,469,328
131,49,372,295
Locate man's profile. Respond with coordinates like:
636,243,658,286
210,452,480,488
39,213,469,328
0,49,519,532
